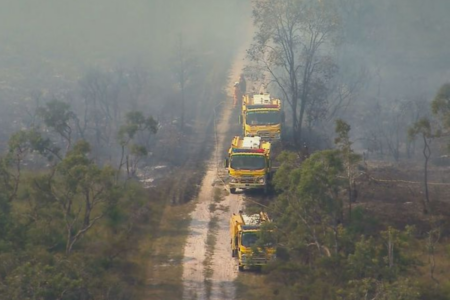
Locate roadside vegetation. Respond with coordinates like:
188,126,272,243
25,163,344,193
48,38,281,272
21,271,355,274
0,138,156,298
237,115,450,299
0,1,247,299
236,0,450,298
0,41,235,300
238,97,450,299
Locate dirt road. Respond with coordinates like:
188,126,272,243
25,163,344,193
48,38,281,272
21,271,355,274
181,41,250,300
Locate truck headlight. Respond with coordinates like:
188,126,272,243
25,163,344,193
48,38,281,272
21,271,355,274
241,254,247,261
230,177,238,183
258,177,265,184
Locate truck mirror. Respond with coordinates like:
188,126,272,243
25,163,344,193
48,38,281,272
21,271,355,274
224,158,229,168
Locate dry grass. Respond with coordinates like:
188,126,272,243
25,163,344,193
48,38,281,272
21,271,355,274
142,200,195,300
140,185,223,300
235,272,270,300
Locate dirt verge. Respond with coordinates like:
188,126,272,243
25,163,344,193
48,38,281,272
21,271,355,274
181,39,252,300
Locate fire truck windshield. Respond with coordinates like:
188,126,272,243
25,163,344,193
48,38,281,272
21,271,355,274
241,232,259,247
246,111,280,125
230,155,265,170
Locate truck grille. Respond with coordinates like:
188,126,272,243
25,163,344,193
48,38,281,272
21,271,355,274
239,177,256,184
248,254,270,265
252,256,267,262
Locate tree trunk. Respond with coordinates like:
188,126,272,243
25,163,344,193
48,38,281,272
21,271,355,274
423,135,431,205
117,144,125,180
126,155,130,177
66,226,73,255
298,101,306,145
291,103,298,142
180,80,185,131
84,190,91,227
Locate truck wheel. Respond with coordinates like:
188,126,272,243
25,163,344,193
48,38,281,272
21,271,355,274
238,265,244,272
263,184,268,194
230,188,236,194
232,250,235,258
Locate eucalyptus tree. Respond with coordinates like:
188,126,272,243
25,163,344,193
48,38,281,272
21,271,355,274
334,119,361,220
408,118,434,213
36,99,77,153
117,111,158,177
247,0,341,143
171,34,197,131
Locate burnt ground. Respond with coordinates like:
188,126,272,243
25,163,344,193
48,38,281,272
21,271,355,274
241,159,450,238
356,161,450,236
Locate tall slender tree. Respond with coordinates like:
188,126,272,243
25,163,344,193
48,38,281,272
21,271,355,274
408,118,434,214
171,34,197,131
247,0,340,143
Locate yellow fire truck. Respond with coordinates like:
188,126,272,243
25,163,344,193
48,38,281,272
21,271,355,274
230,211,276,271
225,136,271,194
241,93,283,141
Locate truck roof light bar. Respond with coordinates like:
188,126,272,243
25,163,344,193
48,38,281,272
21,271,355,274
231,148,265,153
247,104,279,109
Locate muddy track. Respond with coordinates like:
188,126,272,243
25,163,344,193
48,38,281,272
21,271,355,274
181,39,251,300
